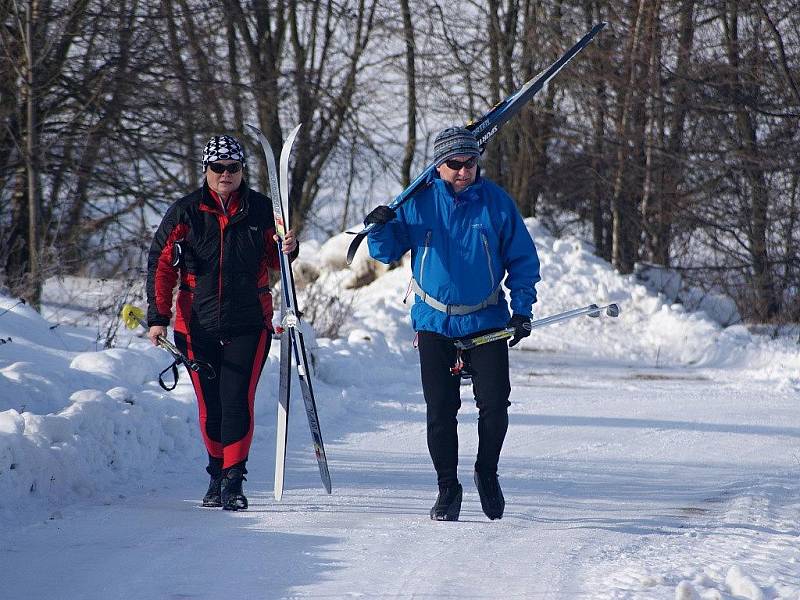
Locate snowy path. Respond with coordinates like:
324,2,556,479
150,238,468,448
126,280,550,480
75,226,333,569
3,345,798,600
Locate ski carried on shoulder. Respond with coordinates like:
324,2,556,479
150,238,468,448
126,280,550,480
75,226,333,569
345,21,607,265
247,123,332,499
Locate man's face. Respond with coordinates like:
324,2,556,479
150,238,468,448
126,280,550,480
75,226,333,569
205,160,243,197
436,154,478,193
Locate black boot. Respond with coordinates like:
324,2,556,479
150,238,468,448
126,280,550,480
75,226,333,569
202,465,223,508
221,467,248,511
474,469,504,520
429,481,463,521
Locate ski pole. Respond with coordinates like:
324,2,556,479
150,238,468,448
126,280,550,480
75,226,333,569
454,302,621,350
119,304,215,388
0,299,26,318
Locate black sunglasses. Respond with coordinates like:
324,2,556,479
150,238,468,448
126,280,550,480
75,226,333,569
208,162,242,174
444,157,478,171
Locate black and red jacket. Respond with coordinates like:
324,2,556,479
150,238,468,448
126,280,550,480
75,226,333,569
146,181,287,338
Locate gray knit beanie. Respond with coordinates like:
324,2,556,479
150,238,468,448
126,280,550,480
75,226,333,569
432,127,480,166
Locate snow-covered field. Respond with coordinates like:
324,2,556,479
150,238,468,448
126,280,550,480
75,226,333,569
1,220,799,599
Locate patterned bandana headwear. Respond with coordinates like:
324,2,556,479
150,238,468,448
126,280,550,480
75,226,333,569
202,135,246,171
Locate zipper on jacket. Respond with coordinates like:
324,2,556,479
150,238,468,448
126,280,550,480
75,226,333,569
419,230,432,288
481,231,496,289
217,220,225,330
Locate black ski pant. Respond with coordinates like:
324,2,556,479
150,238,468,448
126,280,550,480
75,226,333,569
417,330,511,485
174,327,271,473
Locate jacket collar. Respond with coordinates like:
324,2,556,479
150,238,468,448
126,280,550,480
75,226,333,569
199,182,250,221
433,169,484,200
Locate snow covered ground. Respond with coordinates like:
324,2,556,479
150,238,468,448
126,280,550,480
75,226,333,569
1,220,799,599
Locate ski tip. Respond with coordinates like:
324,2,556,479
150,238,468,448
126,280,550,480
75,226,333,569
244,123,263,137
286,123,302,144
606,303,621,317
587,303,601,317
346,231,367,265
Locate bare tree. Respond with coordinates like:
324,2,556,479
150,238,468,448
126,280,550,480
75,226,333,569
0,0,797,326
643,0,695,267
399,0,417,188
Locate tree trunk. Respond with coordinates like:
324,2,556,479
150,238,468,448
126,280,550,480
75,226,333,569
587,0,611,260
650,0,695,267
723,1,779,319
164,0,197,183
640,2,665,265
610,0,659,274
519,0,560,218
25,0,40,307
399,0,417,189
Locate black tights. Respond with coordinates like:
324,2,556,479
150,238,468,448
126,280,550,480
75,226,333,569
417,331,511,485
175,328,271,471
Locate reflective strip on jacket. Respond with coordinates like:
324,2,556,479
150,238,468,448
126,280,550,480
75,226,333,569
367,174,541,338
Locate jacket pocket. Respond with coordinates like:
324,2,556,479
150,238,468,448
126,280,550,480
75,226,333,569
418,230,433,288
480,230,496,290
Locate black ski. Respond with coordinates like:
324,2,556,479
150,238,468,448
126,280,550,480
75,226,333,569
345,21,607,265
247,123,332,497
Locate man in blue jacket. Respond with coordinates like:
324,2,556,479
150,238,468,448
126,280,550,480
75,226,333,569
365,126,541,521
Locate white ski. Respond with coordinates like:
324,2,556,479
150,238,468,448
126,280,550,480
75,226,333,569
247,123,332,498
246,125,290,500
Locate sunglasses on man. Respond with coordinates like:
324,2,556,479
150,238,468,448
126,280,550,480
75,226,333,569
208,162,243,174
444,157,478,171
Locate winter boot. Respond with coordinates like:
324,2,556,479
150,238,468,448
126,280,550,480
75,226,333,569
474,469,504,520
202,466,223,508
429,481,463,521
221,467,248,511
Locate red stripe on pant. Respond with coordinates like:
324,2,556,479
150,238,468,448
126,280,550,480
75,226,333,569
183,332,223,459
175,329,271,469
224,329,269,468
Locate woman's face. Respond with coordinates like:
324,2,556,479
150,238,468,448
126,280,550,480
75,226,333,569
206,160,243,198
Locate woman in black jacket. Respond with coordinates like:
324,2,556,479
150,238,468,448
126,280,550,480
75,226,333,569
146,134,297,511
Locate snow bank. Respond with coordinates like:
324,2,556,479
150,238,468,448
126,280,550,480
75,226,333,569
516,222,800,387
0,297,201,522
317,231,389,288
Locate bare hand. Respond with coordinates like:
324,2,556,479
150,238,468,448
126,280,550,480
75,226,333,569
275,229,297,255
148,325,167,346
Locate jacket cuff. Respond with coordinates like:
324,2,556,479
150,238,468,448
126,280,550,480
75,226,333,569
288,240,300,262
147,315,171,327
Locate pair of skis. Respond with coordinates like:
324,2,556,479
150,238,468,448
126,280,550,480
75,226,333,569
247,124,331,500
345,21,607,264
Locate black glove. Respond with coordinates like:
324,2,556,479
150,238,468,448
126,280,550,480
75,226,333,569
507,314,532,347
364,205,396,226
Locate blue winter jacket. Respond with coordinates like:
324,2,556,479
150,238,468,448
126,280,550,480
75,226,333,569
367,172,541,338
